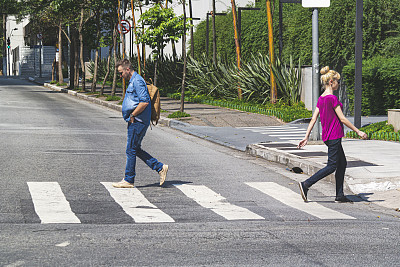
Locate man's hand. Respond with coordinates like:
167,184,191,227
130,116,134,123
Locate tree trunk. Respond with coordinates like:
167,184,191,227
172,41,177,61
70,28,75,90
212,0,216,63
58,20,64,83
154,54,158,86
131,0,141,74
111,25,118,96
79,7,86,91
91,10,101,93
101,44,113,95
180,0,187,113
74,34,80,88
52,56,56,81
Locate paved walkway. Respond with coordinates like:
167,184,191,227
29,76,400,212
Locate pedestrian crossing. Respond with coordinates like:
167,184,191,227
239,126,307,141
25,181,355,224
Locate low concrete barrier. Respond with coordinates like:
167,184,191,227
388,109,400,132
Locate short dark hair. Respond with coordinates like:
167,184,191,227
115,59,134,70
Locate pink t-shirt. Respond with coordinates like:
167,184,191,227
317,94,344,141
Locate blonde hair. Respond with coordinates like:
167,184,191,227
320,66,341,89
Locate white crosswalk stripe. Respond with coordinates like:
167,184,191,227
246,182,355,220
101,182,175,223
240,126,307,140
27,182,81,224
25,182,357,224
174,184,264,220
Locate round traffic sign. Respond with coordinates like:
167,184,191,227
117,20,131,34
37,33,43,40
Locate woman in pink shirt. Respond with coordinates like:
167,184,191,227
298,66,368,203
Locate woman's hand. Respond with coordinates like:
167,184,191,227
357,130,368,140
297,138,308,149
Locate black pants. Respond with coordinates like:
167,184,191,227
303,138,347,197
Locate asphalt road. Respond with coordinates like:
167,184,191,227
1,77,399,266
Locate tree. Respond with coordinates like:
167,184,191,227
136,3,190,85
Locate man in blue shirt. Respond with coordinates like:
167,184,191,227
112,59,168,188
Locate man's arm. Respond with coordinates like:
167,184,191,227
129,102,149,122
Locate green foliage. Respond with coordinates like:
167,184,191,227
186,53,303,105
168,92,312,123
271,55,302,105
87,54,183,96
346,121,400,142
136,3,191,57
186,54,238,100
167,111,191,118
105,95,121,101
191,0,400,74
342,56,400,115
233,53,271,104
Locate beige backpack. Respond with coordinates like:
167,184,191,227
147,82,160,125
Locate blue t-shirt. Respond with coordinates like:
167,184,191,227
121,72,151,125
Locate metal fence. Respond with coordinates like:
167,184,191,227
16,46,56,78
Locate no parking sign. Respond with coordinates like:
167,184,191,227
117,20,131,34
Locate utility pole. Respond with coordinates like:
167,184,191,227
189,0,194,58
237,7,260,52
212,0,216,63
354,0,363,128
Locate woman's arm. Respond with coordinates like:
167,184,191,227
297,107,320,148
334,105,368,139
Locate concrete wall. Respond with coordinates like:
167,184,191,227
300,66,312,111
388,109,400,132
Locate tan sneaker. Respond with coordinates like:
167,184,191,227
112,180,134,188
159,164,168,186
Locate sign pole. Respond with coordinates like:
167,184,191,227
310,7,321,141
354,0,363,128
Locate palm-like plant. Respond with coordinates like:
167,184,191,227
271,55,302,105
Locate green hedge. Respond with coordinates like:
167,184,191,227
342,56,400,115
346,121,400,141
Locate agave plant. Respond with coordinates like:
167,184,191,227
233,53,271,104
271,55,302,105
186,54,239,99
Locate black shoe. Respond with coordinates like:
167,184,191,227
335,196,353,203
299,182,308,202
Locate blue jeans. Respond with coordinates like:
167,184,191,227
303,138,347,197
125,120,163,184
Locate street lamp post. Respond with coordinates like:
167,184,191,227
8,28,18,76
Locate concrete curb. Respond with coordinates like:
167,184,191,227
44,83,123,112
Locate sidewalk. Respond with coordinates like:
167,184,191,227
32,77,400,212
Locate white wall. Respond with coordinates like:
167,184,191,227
5,16,29,75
